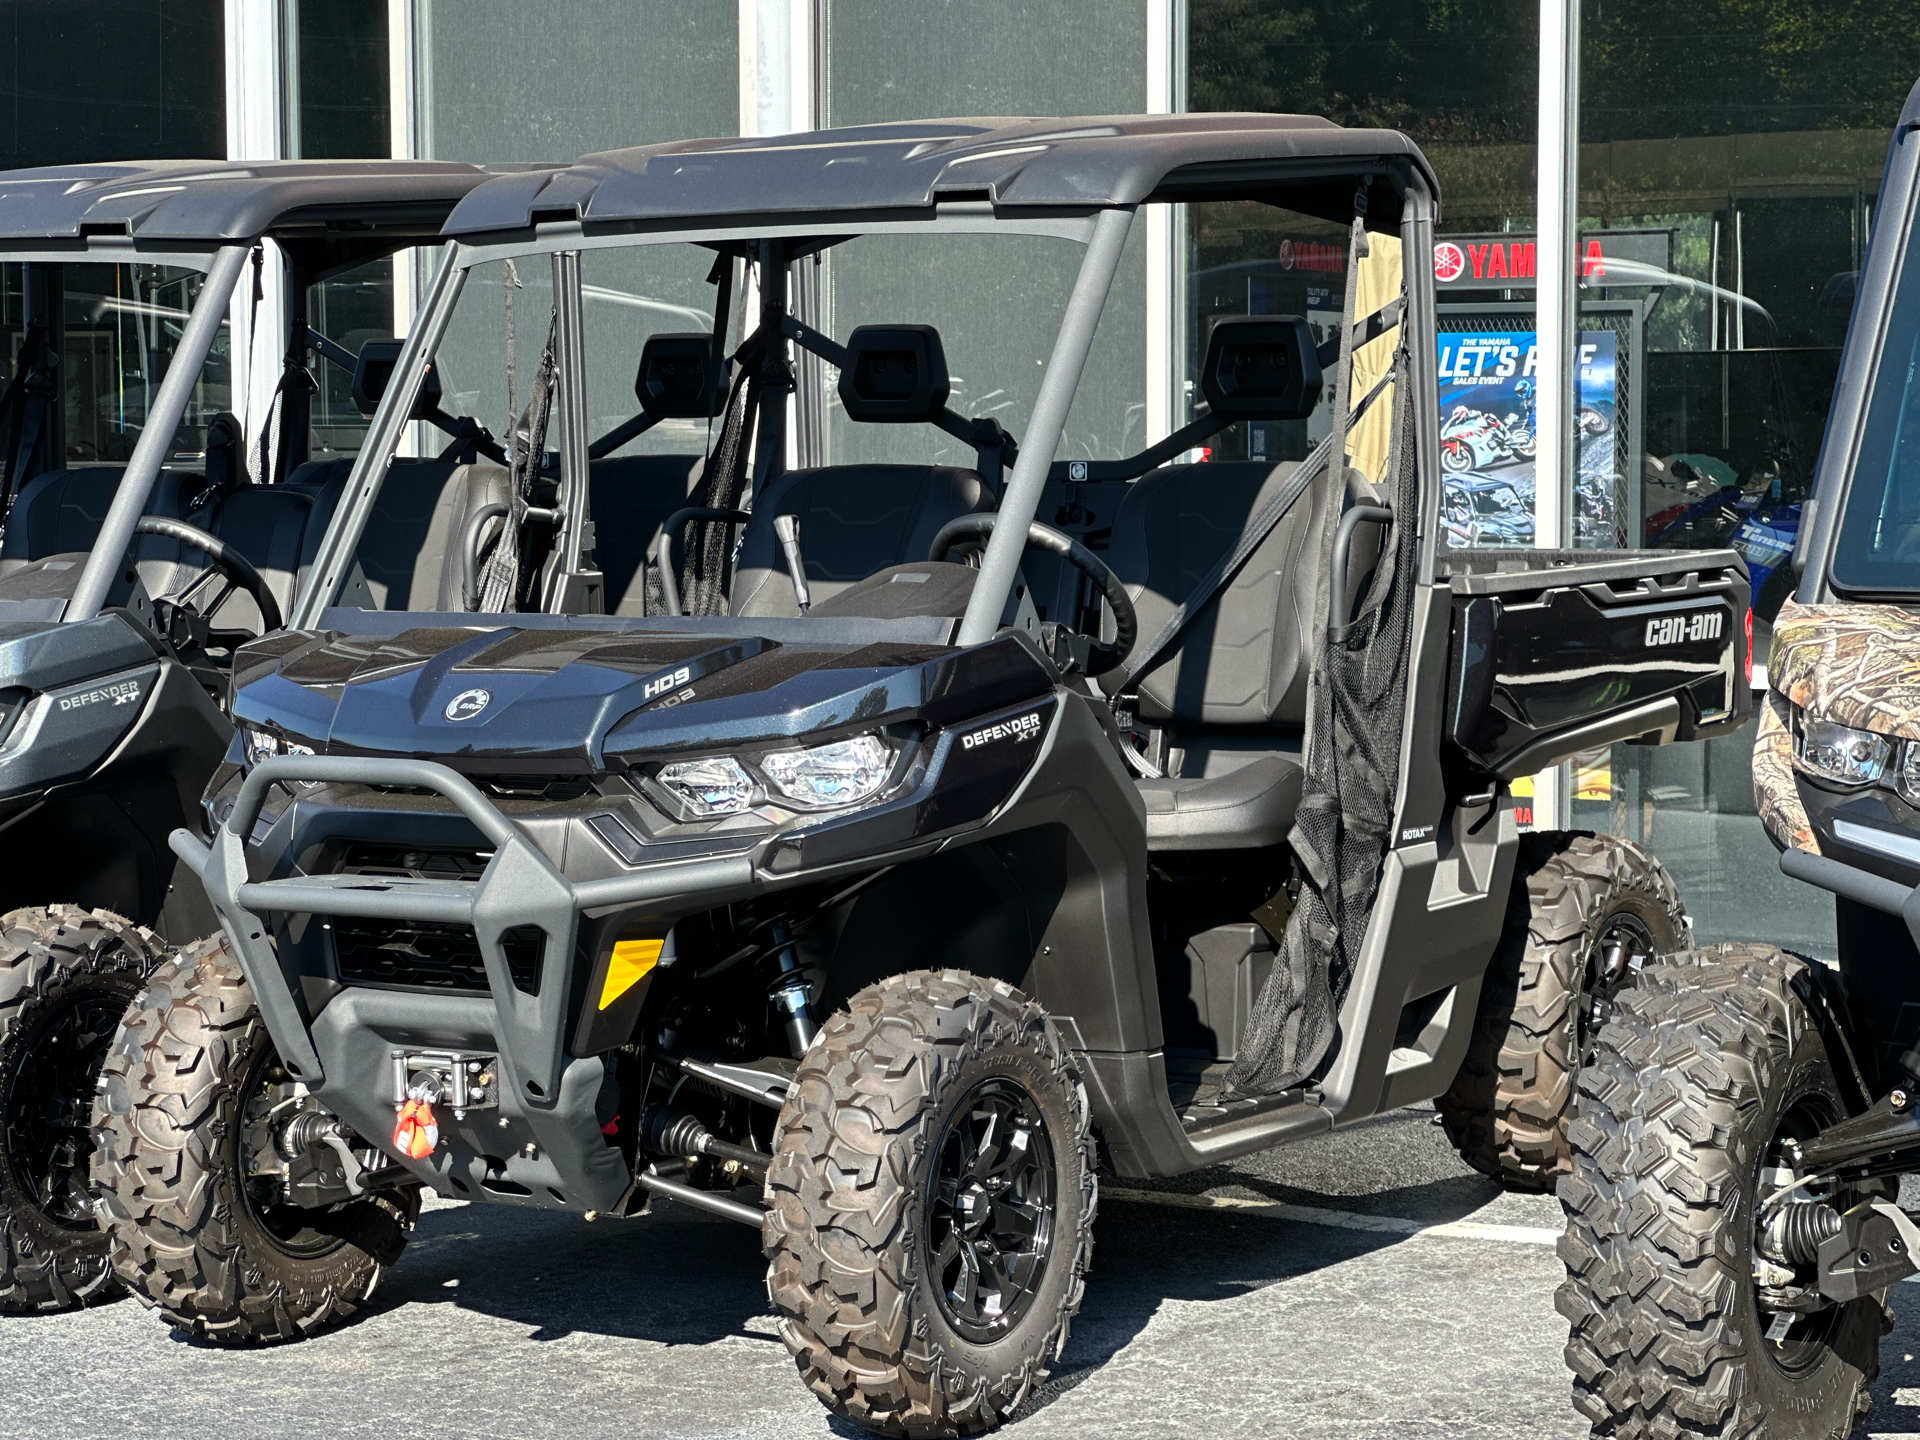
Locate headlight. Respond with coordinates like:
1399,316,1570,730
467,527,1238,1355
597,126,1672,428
242,726,314,767
1897,742,1920,807
759,735,892,811
657,755,757,816
1793,713,1890,787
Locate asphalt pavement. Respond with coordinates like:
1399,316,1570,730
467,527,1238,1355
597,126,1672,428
9,1103,1920,1439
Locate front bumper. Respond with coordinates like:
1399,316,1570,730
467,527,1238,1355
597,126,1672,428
171,754,759,1211
1781,845,1920,945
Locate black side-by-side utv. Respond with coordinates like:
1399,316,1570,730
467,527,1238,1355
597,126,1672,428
1558,73,1920,1440
105,117,1746,1434
0,160,509,1313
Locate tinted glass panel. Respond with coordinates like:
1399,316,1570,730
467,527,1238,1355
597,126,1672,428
287,0,389,160
417,0,736,161
0,1,224,169
58,263,230,464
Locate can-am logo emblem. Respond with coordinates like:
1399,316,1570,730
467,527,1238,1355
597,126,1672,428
444,688,492,722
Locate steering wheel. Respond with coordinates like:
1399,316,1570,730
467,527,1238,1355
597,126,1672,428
133,516,284,634
929,514,1136,674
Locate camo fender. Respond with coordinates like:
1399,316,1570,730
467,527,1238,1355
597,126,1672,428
1753,686,1814,853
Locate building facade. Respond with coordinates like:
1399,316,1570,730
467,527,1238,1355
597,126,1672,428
10,0,1919,958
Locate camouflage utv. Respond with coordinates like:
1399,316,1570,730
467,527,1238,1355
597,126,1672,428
1558,74,1920,1440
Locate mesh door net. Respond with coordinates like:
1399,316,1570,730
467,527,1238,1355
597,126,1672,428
1227,346,1419,1098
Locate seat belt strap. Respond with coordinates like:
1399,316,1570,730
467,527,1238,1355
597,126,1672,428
478,311,557,613
1112,310,1409,695
1113,181,1397,697
1110,430,1333,696
1106,319,1406,698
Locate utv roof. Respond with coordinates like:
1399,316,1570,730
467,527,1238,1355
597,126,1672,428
0,159,508,244
444,113,1441,239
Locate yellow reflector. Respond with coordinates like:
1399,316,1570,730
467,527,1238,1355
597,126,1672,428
598,938,664,1010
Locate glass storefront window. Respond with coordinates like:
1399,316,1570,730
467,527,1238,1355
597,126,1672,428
1187,0,1543,540
415,0,737,162
306,257,400,461
817,232,1145,470
285,0,389,160
582,246,738,459
0,2,224,170
818,0,1149,471
431,255,556,453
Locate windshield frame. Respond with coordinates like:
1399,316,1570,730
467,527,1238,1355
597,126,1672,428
290,207,1119,635
292,180,1441,639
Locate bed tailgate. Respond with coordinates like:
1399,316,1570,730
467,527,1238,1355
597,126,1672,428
1442,547,1752,782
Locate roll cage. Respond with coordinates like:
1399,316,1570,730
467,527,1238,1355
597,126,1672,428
290,114,1445,640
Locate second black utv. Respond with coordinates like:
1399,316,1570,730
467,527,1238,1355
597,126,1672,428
0,159,508,1314
103,116,1744,1434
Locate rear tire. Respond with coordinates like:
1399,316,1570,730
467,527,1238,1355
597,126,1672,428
91,934,416,1343
1557,945,1886,1438
764,970,1096,1437
0,906,158,1312
1438,831,1686,1192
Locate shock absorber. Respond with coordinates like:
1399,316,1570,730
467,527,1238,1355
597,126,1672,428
766,919,816,1057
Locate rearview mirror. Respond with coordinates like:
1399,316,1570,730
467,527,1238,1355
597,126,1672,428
1201,315,1322,422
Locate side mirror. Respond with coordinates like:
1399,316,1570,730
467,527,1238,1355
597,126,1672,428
351,339,442,420
1201,315,1322,422
636,333,720,419
838,324,951,423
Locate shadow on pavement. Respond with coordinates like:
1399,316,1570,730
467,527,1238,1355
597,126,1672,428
291,1153,1512,1434
360,1199,776,1347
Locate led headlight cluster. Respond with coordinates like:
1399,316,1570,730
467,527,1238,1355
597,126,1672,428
1791,708,1920,805
651,733,894,819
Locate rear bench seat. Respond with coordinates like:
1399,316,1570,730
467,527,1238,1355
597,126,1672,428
305,457,511,612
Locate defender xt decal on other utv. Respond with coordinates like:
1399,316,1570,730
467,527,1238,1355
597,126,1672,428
1559,73,1920,1440
0,159,503,1313
122,117,1745,1434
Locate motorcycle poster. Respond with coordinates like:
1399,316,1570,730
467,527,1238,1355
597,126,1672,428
1436,329,1618,548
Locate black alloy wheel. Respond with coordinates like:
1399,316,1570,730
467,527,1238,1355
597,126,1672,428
1577,911,1657,1061
3,987,127,1228
765,969,1097,1437
926,1076,1058,1343
0,906,159,1312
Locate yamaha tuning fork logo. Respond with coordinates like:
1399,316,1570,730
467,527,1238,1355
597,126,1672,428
444,688,492,722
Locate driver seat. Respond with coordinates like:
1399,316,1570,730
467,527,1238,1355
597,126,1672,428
1100,457,1335,851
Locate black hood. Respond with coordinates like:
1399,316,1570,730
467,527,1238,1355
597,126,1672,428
231,623,1053,769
